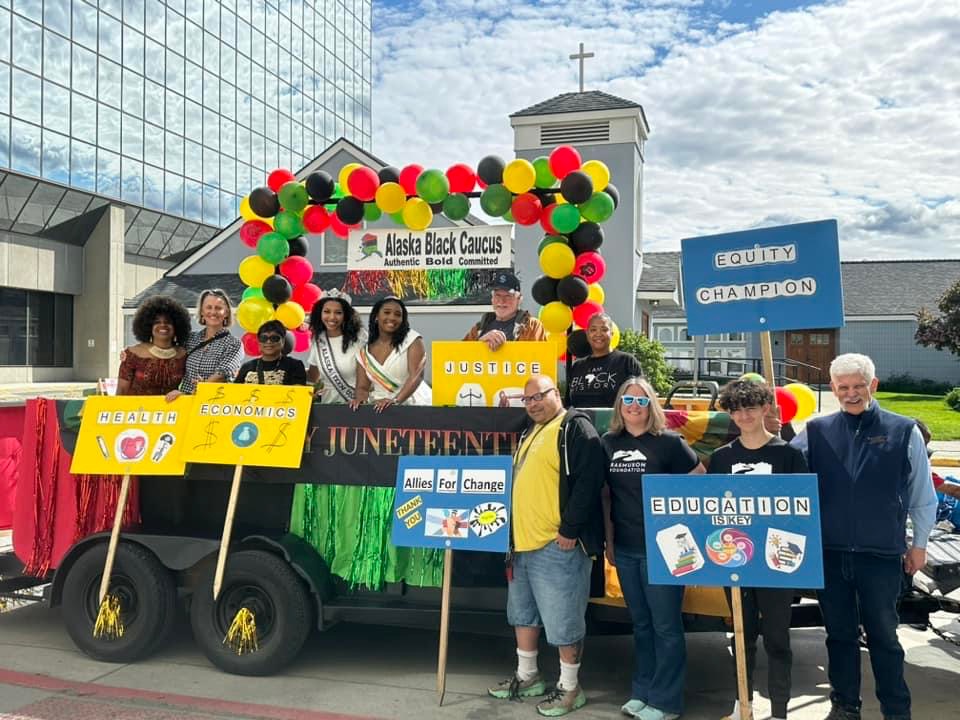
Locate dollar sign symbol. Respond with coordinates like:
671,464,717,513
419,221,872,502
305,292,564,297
194,420,220,450
243,389,260,404
208,387,226,402
262,422,290,453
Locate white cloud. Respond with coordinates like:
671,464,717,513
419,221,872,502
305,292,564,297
372,0,960,259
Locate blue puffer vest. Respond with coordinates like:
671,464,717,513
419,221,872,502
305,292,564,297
806,402,914,555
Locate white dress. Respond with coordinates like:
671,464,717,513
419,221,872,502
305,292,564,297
357,329,432,406
308,331,365,404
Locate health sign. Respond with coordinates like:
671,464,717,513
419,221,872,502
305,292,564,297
392,455,513,552
431,341,558,407
643,473,823,589
70,395,193,475
181,383,313,467
680,219,843,335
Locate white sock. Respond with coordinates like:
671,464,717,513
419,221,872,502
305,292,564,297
516,648,539,681
558,660,580,691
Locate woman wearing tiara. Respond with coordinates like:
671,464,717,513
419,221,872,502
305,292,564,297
306,288,365,404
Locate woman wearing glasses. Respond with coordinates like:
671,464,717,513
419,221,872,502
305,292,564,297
234,320,306,385
166,288,243,400
602,377,705,720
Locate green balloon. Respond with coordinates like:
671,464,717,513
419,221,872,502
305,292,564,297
241,287,265,302
537,234,568,254
256,231,290,264
274,210,305,239
442,193,470,221
277,182,308,213
364,203,383,221
551,204,581,234
502,209,515,223
480,184,512,216
416,168,450,204
389,210,405,224
332,182,344,199
533,156,556,189
579,192,615,223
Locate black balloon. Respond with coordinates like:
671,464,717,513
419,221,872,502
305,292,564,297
378,166,401,184
604,182,620,209
336,196,365,225
540,192,557,207
531,275,560,306
560,171,594,205
248,186,280,217
567,329,591,358
569,222,604,254
283,331,295,355
262,274,293,304
430,202,444,213
287,235,309,256
305,171,335,202
557,276,589,307
477,155,505,186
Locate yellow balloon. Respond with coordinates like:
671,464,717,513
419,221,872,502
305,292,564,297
236,298,273,333
240,196,257,221
539,301,573,334
275,301,306,330
610,321,621,350
238,255,274,288
581,160,611,191
402,197,433,231
338,163,363,195
545,331,567,360
502,158,536,194
587,283,605,305
539,242,576,279
375,181,407,214
784,383,817,421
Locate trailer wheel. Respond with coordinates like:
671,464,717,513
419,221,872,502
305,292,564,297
61,542,178,663
190,550,311,676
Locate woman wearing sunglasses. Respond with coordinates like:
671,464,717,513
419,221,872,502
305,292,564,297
602,377,705,720
234,320,306,386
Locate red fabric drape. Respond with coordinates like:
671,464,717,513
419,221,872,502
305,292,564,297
0,406,25,530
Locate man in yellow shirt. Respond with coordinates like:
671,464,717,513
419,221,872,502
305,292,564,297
488,375,605,717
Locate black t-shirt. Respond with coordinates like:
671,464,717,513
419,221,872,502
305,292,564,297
235,356,307,386
484,317,516,341
708,436,808,475
602,429,700,549
568,351,643,408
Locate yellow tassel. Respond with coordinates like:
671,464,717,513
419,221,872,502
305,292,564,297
223,607,258,655
92,593,124,639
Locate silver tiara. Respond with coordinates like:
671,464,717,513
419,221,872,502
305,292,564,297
321,288,353,304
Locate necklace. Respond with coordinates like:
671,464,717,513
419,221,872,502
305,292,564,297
149,345,178,359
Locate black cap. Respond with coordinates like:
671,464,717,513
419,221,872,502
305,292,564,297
491,271,521,292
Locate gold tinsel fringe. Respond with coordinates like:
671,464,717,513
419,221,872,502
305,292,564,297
92,593,124,639
386,270,429,298
223,607,259,655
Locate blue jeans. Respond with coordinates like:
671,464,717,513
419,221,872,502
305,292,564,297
818,550,910,718
615,547,686,715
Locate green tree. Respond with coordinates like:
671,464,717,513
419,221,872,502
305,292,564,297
915,279,960,357
617,329,674,395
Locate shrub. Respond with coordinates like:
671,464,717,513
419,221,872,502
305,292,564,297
617,330,675,395
881,373,954,395
946,387,960,412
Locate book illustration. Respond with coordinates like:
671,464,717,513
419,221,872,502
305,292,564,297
655,523,704,577
766,528,806,573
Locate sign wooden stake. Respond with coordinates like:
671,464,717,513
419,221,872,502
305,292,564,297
98,471,132,604
437,548,454,705
213,463,245,600
730,586,754,720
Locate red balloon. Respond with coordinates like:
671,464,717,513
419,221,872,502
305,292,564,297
279,255,314,288
346,166,380,201
775,386,798,423
548,145,582,180
268,168,296,192
293,329,311,353
572,300,603,329
511,193,543,226
446,163,477,193
540,203,559,234
302,205,330,233
573,251,607,284
241,332,260,357
239,219,272,248
328,213,354,238
399,164,423,196
292,282,323,312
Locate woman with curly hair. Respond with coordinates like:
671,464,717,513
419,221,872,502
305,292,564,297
118,295,191,395
306,289,365,404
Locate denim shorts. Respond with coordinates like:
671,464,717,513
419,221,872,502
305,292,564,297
506,540,592,646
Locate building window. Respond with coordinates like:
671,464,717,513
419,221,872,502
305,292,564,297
727,332,743,342
0,287,73,367
656,326,673,343
678,327,691,342
707,333,723,342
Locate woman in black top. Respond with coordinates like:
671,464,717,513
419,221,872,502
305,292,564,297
235,320,307,386
568,313,643,408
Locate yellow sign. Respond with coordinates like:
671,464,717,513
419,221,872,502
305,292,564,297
70,395,194,475
431,341,557,407
181,383,313,467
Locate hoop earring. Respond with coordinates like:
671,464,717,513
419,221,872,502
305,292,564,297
199,316,206,325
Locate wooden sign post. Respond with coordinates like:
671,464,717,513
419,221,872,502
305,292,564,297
436,548,454,705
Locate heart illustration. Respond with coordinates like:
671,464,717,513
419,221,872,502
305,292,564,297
120,435,146,460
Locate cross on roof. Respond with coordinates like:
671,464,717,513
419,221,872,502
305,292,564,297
569,42,595,93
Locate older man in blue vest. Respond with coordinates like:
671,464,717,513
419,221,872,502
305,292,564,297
792,353,936,720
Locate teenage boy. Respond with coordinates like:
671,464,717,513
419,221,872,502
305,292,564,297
235,320,307,386
713,379,808,720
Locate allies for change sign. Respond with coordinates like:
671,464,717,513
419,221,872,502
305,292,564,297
643,473,823,589
392,455,513,552
346,224,512,271
680,220,843,335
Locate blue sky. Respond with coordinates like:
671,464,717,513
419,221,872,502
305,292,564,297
370,1,960,259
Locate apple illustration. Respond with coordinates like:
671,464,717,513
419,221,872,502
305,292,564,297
116,431,148,461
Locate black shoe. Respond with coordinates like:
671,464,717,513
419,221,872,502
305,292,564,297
824,706,860,720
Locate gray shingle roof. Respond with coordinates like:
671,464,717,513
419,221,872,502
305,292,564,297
841,259,960,315
637,251,681,293
511,91,643,118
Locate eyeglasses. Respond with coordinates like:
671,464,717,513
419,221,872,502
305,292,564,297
621,396,651,407
258,334,283,343
521,388,557,404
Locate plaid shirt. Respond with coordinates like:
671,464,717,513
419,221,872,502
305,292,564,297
179,329,243,394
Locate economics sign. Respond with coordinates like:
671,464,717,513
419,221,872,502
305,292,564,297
680,220,843,335
346,224,512,271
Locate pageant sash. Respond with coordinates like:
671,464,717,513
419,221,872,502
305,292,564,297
317,336,355,403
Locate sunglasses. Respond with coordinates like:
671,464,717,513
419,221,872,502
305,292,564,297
521,388,557,404
258,333,283,343
621,395,651,407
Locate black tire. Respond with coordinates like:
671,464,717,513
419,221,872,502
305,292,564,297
190,550,312,676
61,541,178,663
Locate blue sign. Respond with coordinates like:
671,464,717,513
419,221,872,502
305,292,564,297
643,473,823,589
391,455,513,552
680,220,843,335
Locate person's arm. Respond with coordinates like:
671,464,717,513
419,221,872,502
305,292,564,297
233,361,250,383
116,350,136,396
306,339,321,384
289,359,308,386
790,427,810,463
904,424,937,573
376,337,426,410
214,338,244,383
601,470,615,566
526,317,547,342
674,434,706,474
350,359,371,410
463,323,480,341
557,417,605,544
625,352,643,378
